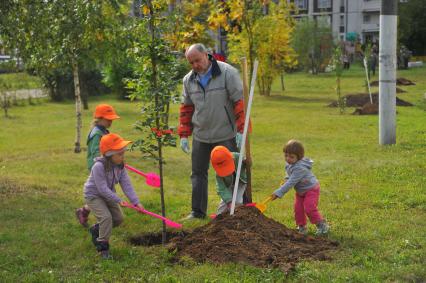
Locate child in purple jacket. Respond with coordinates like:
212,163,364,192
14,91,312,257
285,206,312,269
83,133,143,259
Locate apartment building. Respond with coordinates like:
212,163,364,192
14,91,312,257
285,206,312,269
289,0,383,44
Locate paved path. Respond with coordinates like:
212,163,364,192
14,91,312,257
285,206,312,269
3,88,48,99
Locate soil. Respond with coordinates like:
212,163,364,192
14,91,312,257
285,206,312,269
370,77,415,86
352,102,378,115
154,206,338,273
129,231,189,246
328,93,413,108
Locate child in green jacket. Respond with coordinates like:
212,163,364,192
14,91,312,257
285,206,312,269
210,146,247,214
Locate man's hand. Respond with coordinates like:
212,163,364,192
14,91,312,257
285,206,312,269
270,194,279,201
180,138,190,154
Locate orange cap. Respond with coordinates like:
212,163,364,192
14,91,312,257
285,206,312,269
94,104,120,120
100,133,132,155
210,146,235,177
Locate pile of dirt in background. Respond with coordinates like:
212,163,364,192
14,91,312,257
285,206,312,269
328,93,413,108
165,206,338,273
370,77,415,86
352,102,378,115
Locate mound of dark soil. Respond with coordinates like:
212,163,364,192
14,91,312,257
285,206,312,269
167,206,338,273
370,77,415,86
328,93,413,108
352,102,378,115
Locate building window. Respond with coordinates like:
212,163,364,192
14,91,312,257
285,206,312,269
294,0,308,10
318,0,331,9
340,15,344,25
363,14,371,23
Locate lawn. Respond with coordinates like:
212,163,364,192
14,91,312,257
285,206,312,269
0,65,425,282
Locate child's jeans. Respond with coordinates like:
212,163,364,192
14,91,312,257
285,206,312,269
294,184,323,226
86,197,123,241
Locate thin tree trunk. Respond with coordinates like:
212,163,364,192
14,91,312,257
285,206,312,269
73,60,82,153
148,0,167,245
280,71,285,91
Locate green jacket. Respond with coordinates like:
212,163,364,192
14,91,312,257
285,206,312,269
215,152,247,203
86,125,109,171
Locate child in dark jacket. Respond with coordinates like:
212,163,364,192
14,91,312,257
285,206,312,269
84,133,143,259
270,140,329,235
76,104,120,227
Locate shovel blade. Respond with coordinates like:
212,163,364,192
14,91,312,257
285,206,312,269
145,173,161,187
255,203,267,213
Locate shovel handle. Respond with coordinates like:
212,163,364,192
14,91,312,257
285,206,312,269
125,164,148,177
121,201,182,229
261,196,273,204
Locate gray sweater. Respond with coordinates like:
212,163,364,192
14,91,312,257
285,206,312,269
274,158,318,198
83,157,140,205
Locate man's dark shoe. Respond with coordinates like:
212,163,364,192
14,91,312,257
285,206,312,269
75,207,90,227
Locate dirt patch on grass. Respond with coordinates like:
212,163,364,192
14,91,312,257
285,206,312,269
352,102,378,115
165,206,338,273
129,231,188,246
328,93,413,108
370,77,415,86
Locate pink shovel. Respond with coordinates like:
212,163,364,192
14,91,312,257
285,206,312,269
121,201,182,229
125,164,161,188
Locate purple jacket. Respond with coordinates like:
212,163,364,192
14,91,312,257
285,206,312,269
84,157,140,205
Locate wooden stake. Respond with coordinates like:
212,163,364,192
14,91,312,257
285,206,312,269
240,57,252,203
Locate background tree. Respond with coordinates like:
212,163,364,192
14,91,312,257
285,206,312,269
292,17,333,74
210,0,296,96
166,0,214,52
126,0,180,244
0,0,128,152
398,0,426,56
332,45,345,114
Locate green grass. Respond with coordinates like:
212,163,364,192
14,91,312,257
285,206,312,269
1,65,425,282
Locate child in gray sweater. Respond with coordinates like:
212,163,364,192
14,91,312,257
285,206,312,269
271,140,329,235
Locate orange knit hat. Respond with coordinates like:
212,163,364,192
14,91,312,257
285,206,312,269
94,104,120,120
210,146,235,177
100,133,131,156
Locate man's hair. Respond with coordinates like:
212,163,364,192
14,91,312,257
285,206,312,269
283,139,304,160
185,43,207,56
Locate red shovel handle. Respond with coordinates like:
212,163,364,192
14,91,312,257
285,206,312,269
121,201,182,229
125,164,147,177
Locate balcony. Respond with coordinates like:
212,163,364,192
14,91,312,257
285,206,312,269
362,0,380,12
362,23,380,32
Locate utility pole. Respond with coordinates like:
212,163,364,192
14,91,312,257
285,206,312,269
379,0,398,145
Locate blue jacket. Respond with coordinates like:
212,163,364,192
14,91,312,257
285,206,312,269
274,158,318,198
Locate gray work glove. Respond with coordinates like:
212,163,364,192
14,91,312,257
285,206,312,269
180,138,190,154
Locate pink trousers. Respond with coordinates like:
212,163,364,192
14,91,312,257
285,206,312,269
294,184,323,226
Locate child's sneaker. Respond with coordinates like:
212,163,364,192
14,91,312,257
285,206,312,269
95,240,112,260
297,225,308,235
315,221,330,235
75,207,90,227
89,224,99,246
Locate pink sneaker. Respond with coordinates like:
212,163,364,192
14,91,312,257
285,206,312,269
75,207,90,227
